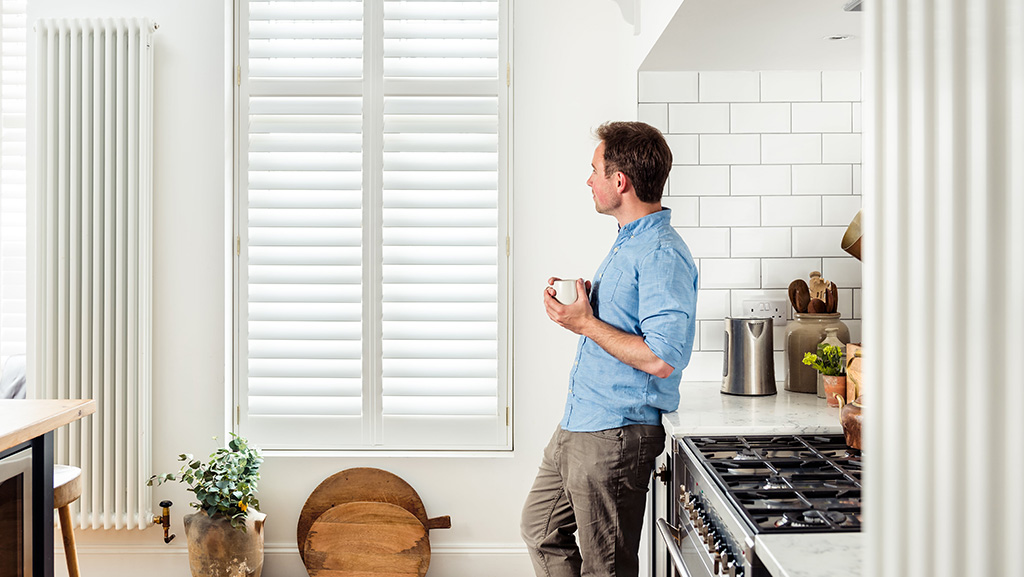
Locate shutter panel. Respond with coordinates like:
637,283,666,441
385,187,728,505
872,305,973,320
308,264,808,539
243,1,365,447
0,0,27,365
381,0,504,446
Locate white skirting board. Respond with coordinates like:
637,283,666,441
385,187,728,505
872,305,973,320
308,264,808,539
54,542,533,577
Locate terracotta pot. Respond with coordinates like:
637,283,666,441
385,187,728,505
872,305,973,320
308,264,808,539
823,375,846,408
837,395,863,450
184,510,266,577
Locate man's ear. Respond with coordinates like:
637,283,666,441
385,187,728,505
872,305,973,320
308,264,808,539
615,171,630,194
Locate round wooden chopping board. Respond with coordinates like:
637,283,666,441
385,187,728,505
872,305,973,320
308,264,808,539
298,468,445,563
303,502,430,577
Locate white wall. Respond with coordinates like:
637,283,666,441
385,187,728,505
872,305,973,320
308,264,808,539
637,70,864,382
29,1,644,575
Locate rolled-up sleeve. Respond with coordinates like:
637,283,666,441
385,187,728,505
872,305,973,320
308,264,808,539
638,246,698,373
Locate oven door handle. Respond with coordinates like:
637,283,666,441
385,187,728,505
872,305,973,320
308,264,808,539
656,518,693,577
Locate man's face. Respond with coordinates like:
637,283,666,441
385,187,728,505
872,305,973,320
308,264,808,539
587,142,621,215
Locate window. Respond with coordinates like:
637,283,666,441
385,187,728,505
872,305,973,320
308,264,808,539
235,0,510,450
0,1,27,366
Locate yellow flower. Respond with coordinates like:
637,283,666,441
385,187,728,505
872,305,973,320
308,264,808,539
239,502,247,512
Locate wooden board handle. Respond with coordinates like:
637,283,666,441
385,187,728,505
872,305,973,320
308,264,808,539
426,516,451,530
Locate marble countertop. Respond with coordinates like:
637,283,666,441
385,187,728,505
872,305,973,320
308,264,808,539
663,381,843,438
662,382,859,577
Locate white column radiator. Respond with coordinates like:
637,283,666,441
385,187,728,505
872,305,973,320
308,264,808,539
33,18,155,530
864,1,1023,576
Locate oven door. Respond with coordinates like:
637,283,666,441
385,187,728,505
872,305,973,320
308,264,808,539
0,443,34,577
656,517,718,577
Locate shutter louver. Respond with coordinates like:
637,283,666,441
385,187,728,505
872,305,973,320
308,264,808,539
0,0,27,365
244,1,365,446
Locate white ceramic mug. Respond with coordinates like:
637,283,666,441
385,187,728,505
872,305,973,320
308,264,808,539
550,279,579,305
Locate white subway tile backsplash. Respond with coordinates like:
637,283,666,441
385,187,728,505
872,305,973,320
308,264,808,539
701,259,761,288
822,133,862,163
663,197,700,226
761,258,823,289
731,228,791,258
762,196,822,227
731,103,791,133
680,351,724,381
699,72,760,102
696,289,731,320
836,289,854,319
638,103,669,133
792,103,852,133
669,103,729,134
760,71,821,102
665,134,700,165
637,68,863,334
669,165,730,196
678,227,730,258
822,257,863,288
700,197,760,227
822,195,862,226
731,165,791,196
792,227,850,257
792,164,852,195
761,134,822,164
821,71,862,102
700,134,760,164
700,320,726,351
639,71,699,102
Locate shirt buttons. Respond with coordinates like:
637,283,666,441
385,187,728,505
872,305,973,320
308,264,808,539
613,247,619,252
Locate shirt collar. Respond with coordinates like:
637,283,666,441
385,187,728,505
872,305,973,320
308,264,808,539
618,208,672,237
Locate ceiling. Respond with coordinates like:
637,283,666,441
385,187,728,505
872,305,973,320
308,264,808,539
641,0,863,71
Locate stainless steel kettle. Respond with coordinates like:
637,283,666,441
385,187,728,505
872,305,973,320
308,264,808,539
722,317,777,396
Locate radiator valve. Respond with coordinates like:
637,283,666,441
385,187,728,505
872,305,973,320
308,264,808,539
152,500,175,544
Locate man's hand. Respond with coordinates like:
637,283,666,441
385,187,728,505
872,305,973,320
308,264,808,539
544,278,593,335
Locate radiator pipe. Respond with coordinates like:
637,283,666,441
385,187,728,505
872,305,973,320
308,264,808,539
152,500,175,544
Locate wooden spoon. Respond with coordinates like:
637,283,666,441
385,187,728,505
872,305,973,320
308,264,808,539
788,279,810,313
824,282,838,313
808,298,827,313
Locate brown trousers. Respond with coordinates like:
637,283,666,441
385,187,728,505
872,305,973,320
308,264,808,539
521,425,666,577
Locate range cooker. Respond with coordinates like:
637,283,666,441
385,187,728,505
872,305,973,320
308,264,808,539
655,433,862,576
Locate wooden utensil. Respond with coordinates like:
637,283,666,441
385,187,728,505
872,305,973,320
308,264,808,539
298,468,450,564
304,502,430,577
808,298,827,313
788,279,810,313
824,282,839,313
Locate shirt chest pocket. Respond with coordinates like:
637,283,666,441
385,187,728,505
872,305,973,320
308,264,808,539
593,268,623,308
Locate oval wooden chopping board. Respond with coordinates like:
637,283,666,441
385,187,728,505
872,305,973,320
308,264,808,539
303,502,430,577
299,468,449,564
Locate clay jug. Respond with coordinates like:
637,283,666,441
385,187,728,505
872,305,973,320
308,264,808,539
184,510,266,577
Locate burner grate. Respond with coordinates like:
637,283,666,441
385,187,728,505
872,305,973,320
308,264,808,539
683,434,862,534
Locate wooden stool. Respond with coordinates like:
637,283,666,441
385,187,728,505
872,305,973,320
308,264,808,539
53,465,82,577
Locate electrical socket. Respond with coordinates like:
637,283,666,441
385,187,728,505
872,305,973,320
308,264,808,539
742,298,788,326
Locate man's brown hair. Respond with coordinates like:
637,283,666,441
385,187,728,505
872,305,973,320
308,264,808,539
595,121,673,203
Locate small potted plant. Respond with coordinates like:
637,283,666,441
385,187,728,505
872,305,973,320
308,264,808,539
802,343,846,408
149,433,266,577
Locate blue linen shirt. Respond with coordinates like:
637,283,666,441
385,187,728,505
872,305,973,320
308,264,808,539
560,209,698,432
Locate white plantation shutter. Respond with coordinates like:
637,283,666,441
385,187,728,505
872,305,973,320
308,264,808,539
0,0,26,365
238,0,509,449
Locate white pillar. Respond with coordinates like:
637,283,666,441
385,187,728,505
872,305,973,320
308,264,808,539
864,1,1023,576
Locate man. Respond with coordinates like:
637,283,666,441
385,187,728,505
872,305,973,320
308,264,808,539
521,121,698,577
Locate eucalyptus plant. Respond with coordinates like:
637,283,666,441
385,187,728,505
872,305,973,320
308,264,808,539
148,433,263,530
802,343,845,377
